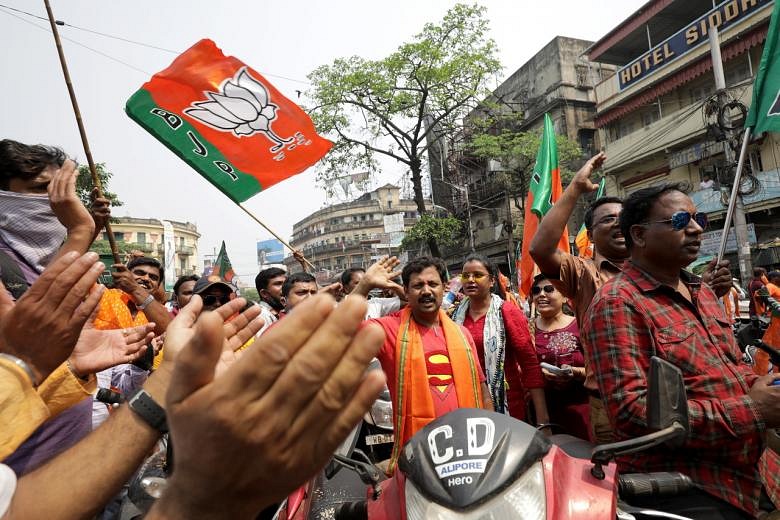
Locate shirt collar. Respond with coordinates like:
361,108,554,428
592,249,624,275
623,260,702,293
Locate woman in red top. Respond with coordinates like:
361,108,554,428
452,254,549,427
531,274,591,440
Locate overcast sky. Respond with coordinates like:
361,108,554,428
0,0,645,286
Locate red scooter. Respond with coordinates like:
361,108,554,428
278,357,714,520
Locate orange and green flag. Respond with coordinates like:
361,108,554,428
125,39,332,203
518,114,570,298
575,177,606,259
210,241,235,283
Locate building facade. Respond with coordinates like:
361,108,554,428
430,36,611,273
100,217,201,277
284,184,424,282
587,0,780,279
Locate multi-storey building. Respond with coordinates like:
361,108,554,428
588,0,780,277
284,185,425,282
99,216,200,277
430,36,612,273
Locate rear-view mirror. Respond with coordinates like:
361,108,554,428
647,356,689,446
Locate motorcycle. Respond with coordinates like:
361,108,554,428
287,357,735,520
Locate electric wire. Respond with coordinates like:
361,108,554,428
0,3,312,85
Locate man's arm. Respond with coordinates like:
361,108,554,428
529,152,605,276
111,264,171,335
480,382,494,411
5,297,263,520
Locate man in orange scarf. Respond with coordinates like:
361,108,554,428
366,257,492,471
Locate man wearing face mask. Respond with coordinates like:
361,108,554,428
0,140,108,297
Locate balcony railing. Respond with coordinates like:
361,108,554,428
691,169,780,215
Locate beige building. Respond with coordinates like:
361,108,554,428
284,185,423,281
588,0,780,278
99,216,201,277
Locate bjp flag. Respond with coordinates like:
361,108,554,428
125,39,332,202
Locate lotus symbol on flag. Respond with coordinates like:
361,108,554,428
184,67,294,152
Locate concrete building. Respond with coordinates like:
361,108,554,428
430,36,612,273
99,216,201,277
284,184,424,282
587,0,780,277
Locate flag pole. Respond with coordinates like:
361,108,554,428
43,0,121,265
717,127,752,263
237,203,315,270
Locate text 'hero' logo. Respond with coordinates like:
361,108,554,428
427,418,495,485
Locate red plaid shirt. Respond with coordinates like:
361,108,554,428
581,261,779,516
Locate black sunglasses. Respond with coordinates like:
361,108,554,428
531,284,555,295
651,211,708,231
202,294,230,307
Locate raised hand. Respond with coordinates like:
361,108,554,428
151,294,385,519
89,187,111,237
0,251,106,383
48,159,94,235
67,323,156,378
570,152,606,195
701,258,732,298
353,255,404,297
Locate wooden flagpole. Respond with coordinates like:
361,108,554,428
43,0,121,264
237,203,315,270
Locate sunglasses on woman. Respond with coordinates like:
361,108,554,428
650,211,708,231
460,272,488,282
531,284,555,295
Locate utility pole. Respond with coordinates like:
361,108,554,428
709,28,752,285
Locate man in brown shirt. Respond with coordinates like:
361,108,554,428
530,152,625,443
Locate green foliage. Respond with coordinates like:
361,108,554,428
89,240,146,256
401,215,462,249
240,287,260,302
466,112,582,205
307,3,502,211
77,163,123,209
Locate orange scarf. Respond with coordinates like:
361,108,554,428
389,307,484,472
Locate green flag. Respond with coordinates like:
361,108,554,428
745,1,780,133
528,114,561,217
210,241,235,283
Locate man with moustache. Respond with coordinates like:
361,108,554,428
362,257,492,472
582,184,780,518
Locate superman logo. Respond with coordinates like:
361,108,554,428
426,350,453,396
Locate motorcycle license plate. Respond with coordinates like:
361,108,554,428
365,433,394,446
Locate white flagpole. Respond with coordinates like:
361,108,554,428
717,127,752,263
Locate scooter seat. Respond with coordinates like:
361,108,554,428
550,434,594,460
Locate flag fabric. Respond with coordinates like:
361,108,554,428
745,1,780,134
126,39,332,203
574,177,606,259
518,114,570,298
210,241,235,283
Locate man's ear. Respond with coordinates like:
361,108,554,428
630,224,646,249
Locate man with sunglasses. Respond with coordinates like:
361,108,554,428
193,274,237,312
581,184,780,518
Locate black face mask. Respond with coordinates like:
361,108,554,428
264,294,284,312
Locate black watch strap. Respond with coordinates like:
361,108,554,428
127,389,168,433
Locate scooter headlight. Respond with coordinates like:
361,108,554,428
405,462,546,520
368,398,394,430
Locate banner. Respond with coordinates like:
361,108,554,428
518,114,570,298
126,39,332,203
162,220,176,292
745,1,780,134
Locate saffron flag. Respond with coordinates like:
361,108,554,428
125,39,332,203
518,114,570,298
574,177,606,259
210,241,235,283
745,0,780,134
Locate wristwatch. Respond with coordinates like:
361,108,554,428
136,294,155,310
127,389,168,433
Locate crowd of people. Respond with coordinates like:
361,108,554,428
3,138,780,519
